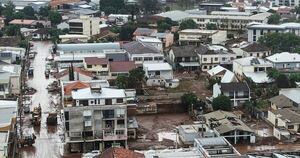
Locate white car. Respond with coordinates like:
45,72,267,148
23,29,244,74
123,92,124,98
82,150,100,158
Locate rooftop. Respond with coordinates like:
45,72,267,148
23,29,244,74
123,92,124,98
72,87,126,100
220,82,249,92
100,147,144,158
64,80,90,96
133,28,156,36
244,72,272,84
248,22,300,29
9,19,35,25
143,63,172,71
56,43,120,52
207,65,236,83
156,10,191,21
136,36,162,43
0,100,17,128
234,56,272,66
266,52,300,63
109,61,136,73
171,45,208,57
179,29,218,34
84,57,108,65
241,42,270,52
122,41,160,55
269,94,293,109
272,108,300,124
279,88,300,104
189,12,271,21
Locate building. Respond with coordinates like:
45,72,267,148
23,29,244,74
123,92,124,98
69,16,100,38
59,34,89,43
247,23,300,42
83,57,109,76
100,147,144,158
136,36,163,52
168,45,203,70
50,0,81,9
199,45,236,71
0,17,5,29
179,29,227,45
32,28,51,40
8,19,51,28
240,42,271,58
273,0,300,7
204,110,255,144
279,88,300,106
109,61,136,77
233,57,273,83
64,86,131,152
266,52,300,72
213,82,250,106
132,28,157,37
189,12,271,31
207,65,237,83
143,63,179,88
267,108,300,133
199,3,224,14
269,94,293,110
122,41,164,65
150,32,174,48
55,67,94,81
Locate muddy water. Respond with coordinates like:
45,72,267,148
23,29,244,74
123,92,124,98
19,42,64,158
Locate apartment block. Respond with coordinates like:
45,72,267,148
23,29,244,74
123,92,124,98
69,16,100,38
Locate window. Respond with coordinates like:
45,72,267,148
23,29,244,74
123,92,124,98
253,29,256,35
288,125,294,129
105,99,112,105
102,64,107,68
155,71,160,75
203,65,207,69
214,57,218,61
117,98,123,103
203,58,207,61
116,130,124,135
87,65,92,68
222,57,226,61
65,111,69,121
65,122,69,131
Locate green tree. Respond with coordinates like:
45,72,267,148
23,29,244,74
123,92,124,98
157,18,177,32
115,75,129,89
5,25,20,36
128,68,145,90
119,23,136,40
2,2,15,23
267,13,280,24
179,19,197,30
22,6,35,19
289,73,300,87
141,0,160,14
277,74,290,88
49,11,62,25
267,68,281,80
38,6,50,18
181,93,205,114
206,23,217,30
212,95,232,111
100,0,125,15
295,6,300,14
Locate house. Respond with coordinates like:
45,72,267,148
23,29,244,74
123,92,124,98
213,82,250,106
240,43,271,58
247,23,300,42
100,147,144,158
0,50,22,64
207,65,237,83
0,65,21,95
20,28,37,37
64,87,132,152
0,17,5,29
68,16,100,38
266,52,300,72
150,32,174,48
167,45,204,70
233,57,273,83
109,61,136,77
143,63,179,88
55,67,94,81
132,28,157,38
279,88,300,106
50,0,81,9
198,45,236,71
136,36,163,52
32,28,51,40
204,110,255,144
83,57,109,76
179,29,227,46
59,34,89,43
267,108,300,133
122,41,164,65
8,19,51,28
269,94,293,110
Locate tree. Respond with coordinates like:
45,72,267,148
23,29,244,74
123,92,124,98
115,75,129,89
100,0,125,15
119,23,136,40
22,6,35,19
5,25,20,36
38,6,50,18
157,18,178,32
141,0,160,14
2,2,15,23
206,23,217,30
276,74,290,88
267,68,281,80
289,73,300,87
49,11,62,25
212,95,232,111
295,6,300,14
128,68,145,90
181,93,205,114
179,19,197,30
267,13,280,24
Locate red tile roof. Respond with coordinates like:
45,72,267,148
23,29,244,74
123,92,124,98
84,57,108,65
100,147,144,158
109,61,136,73
64,81,90,95
9,19,35,25
55,67,94,79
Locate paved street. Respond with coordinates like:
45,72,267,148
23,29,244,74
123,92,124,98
19,42,64,158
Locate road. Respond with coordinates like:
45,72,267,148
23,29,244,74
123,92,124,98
19,42,64,158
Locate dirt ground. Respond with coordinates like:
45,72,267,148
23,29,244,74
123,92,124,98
128,113,193,150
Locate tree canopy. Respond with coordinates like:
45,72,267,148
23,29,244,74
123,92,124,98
212,95,232,111
141,0,160,14
206,23,217,30
49,11,62,25
179,19,197,30
181,93,206,114
119,22,136,40
267,13,280,24
100,0,126,15
157,18,177,32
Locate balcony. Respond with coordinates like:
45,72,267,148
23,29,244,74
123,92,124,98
103,134,127,141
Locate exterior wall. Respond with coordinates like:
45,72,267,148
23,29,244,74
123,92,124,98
83,62,109,75
10,76,20,95
145,70,173,80
69,17,100,38
50,0,81,9
200,53,236,71
129,54,164,65
273,62,300,69
60,72,92,82
233,61,254,79
248,28,300,42
164,33,174,48
0,17,5,29
274,0,300,7
244,51,271,58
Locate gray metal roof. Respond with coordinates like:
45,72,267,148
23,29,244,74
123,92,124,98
196,137,227,147
57,43,120,52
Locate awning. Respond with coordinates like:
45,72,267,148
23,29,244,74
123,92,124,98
179,62,200,67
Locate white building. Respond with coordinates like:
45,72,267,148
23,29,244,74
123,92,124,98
247,23,300,42
273,0,300,7
266,52,300,72
207,65,237,83
189,12,271,31
143,63,179,88
59,34,89,43
179,29,227,45
136,36,163,52
69,16,100,38
233,57,273,83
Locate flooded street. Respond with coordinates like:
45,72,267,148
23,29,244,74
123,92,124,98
19,42,64,158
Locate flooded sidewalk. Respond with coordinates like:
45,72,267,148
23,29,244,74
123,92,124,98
19,42,64,158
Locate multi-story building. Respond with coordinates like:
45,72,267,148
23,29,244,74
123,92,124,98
273,0,300,7
69,16,100,38
266,52,300,72
247,23,300,42
179,29,227,45
63,86,130,152
189,12,271,31
198,45,236,71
